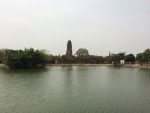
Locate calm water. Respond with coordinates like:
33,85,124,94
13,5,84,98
0,66,150,113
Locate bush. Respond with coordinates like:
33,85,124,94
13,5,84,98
5,48,49,69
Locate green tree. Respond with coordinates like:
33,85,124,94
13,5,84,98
136,53,143,65
61,55,75,64
143,49,150,65
0,49,7,63
111,54,120,64
75,48,89,63
76,48,89,57
125,54,135,64
5,48,49,69
110,53,125,64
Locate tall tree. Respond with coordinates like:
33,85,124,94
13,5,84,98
143,49,150,65
136,53,143,65
76,48,89,57
0,49,6,63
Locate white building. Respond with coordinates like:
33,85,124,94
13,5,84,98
120,60,125,65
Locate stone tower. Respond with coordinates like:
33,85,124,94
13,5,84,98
66,40,73,57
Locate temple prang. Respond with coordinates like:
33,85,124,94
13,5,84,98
66,40,73,57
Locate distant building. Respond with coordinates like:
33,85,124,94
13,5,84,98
120,60,125,65
66,40,73,57
62,40,75,63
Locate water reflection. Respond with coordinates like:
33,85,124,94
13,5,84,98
0,66,150,113
0,67,49,74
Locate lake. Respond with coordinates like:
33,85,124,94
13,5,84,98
0,66,150,113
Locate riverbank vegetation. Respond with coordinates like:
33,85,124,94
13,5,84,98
136,49,150,65
0,48,150,69
3,48,49,69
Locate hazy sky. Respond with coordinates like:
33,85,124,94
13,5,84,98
0,0,150,56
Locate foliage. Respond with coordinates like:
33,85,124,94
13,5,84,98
143,49,150,65
75,55,105,64
5,48,49,69
1,46,150,66
76,48,89,57
105,56,111,64
110,53,125,64
111,54,120,64
0,49,6,63
136,49,150,65
60,55,75,64
75,48,105,64
75,56,90,63
136,53,143,65
89,56,105,64
125,54,135,64
47,55,55,64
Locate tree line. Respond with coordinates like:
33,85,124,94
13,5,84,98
0,48,150,69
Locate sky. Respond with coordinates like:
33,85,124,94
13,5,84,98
0,0,150,56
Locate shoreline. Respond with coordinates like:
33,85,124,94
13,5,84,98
122,64,150,69
46,64,113,66
0,64,150,69
47,64,150,69
0,64,8,69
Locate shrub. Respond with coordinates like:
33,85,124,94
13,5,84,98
5,48,49,69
